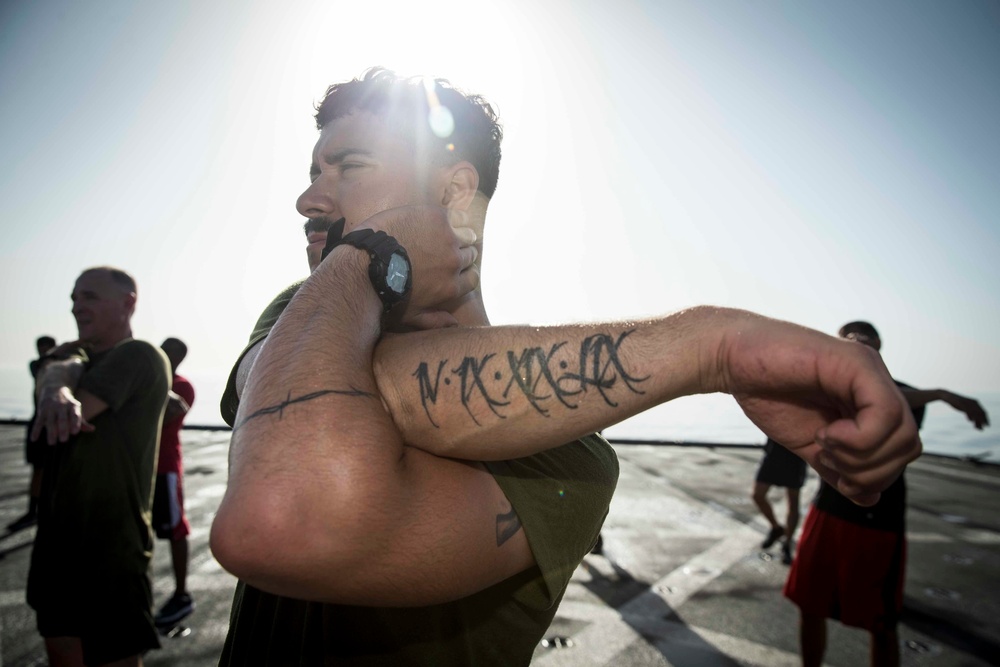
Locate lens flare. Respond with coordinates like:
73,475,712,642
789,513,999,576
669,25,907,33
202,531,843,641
428,105,455,139
422,77,455,139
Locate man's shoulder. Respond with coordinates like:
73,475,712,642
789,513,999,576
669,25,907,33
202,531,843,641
220,280,307,427
93,339,167,371
249,280,306,341
80,339,170,410
111,338,163,356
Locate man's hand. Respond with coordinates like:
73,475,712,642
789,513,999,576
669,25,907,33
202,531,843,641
356,205,480,330
45,340,87,359
938,390,990,429
164,390,191,423
31,340,86,380
32,385,95,445
713,312,922,506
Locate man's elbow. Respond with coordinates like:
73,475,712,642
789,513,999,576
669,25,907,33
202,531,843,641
209,482,374,596
210,489,319,586
211,494,279,583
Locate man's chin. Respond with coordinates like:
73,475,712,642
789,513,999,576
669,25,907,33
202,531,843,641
75,330,98,347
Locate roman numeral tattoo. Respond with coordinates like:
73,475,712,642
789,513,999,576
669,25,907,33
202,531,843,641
414,330,649,428
234,387,375,431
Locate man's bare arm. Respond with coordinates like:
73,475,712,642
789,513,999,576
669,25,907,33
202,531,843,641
210,209,533,607
375,308,922,505
236,299,923,507
164,390,191,423
32,358,108,444
899,388,989,429
214,204,919,605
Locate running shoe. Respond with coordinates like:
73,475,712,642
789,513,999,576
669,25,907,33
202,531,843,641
155,592,195,626
761,525,784,549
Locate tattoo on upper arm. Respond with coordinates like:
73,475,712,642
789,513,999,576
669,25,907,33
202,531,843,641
415,330,649,427
235,387,374,431
496,505,522,546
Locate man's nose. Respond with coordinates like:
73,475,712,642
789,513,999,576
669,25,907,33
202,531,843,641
296,180,337,219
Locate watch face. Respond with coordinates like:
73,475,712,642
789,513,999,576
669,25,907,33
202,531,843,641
385,253,410,295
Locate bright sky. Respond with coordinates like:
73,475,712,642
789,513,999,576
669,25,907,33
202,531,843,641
2,0,998,428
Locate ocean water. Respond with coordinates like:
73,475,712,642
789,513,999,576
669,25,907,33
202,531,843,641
0,366,231,429
603,391,1000,462
2,366,997,462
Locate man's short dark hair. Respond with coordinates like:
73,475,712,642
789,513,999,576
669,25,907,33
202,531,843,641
36,336,56,348
82,266,137,294
838,321,880,340
161,337,188,363
314,67,503,199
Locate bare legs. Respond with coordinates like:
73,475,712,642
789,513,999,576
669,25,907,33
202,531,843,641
753,482,801,562
785,488,801,541
799,612,826,667
44,638,85,667
170,537,189,597
155,535,194,626
752,482,781,533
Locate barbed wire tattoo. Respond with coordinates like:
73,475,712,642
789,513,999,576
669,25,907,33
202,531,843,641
235,387,374,431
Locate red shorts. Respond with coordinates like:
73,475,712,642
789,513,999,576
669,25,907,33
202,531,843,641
784,506,905,632
151,472,191,541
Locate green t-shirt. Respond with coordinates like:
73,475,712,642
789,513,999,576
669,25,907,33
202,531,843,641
28,339,170,606
219,283,620,666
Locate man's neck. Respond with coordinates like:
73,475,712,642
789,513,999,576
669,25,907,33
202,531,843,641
452,194,490,327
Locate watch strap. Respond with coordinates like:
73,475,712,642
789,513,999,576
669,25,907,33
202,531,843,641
334,229,400,262
319,217,347,262
330,229,411,312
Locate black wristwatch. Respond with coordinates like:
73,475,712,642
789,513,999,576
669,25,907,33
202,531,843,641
329,229,412,312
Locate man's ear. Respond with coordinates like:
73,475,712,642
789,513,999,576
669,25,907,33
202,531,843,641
124,292,137,316
440,161,479,210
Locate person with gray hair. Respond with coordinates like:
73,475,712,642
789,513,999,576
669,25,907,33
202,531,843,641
27,267,169,667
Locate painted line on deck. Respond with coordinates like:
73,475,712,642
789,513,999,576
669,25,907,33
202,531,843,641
535,492,767,666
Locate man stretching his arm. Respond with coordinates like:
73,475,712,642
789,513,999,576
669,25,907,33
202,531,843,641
198,70,921,664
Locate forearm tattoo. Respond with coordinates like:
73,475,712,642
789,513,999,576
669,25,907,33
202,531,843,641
415,330,649,428
235,387,374,431
496,505,522,546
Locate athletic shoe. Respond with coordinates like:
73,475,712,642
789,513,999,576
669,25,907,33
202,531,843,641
155,592,194,626
761,525,784,549
781,541,794,565
6,512,37,532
